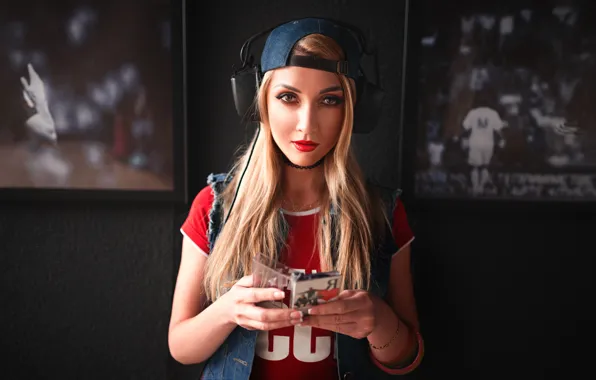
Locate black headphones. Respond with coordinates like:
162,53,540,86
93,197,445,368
230,17,385,134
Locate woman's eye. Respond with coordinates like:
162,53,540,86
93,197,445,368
276,93,297,103
323,96,344,106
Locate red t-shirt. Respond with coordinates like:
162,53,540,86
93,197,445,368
181,186,415,380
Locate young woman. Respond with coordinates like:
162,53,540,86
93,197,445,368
168,18,423,379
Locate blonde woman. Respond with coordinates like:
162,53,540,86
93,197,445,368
169,18,423,379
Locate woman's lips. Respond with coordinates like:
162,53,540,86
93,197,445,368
292,140,319,152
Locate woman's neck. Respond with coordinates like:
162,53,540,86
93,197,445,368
281,165,325,206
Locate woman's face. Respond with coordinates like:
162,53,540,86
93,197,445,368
266,66,345,167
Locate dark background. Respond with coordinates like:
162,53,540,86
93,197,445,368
1,0,594,379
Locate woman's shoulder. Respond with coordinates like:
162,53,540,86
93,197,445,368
364,180,402,217
188,185,215,216
189,172,232,212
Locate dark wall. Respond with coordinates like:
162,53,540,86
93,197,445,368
0,201,178,379
399,0,596,378
407,202,596,379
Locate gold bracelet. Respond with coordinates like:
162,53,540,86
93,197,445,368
370,318,400,350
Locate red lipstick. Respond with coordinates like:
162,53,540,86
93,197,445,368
292,140,319,152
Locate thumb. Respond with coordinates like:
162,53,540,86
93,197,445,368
234,274,254,288
20,76,29,89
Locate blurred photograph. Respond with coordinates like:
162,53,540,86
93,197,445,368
0,0,175,191
414,0,596,200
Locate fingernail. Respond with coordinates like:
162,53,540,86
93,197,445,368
307,308,313,315
290,311,302,319
274,291,285,299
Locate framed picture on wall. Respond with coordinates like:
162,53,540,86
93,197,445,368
0,0,187,202
404,0,596,201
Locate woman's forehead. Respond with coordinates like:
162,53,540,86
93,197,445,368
269,66,342,91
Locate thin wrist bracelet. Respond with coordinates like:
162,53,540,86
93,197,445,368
370,318,400,350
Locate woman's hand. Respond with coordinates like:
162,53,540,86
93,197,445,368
221,274,303,331
299,289,379,339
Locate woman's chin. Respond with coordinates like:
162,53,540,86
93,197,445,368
285,154,324,168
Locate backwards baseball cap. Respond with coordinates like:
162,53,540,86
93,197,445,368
231,17,384,133
260,18,363,80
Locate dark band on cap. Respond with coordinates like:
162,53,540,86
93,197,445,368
287,55,349,75
260,18,361,79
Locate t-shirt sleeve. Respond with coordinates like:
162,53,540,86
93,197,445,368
180,185,215,257
462,109,475,130
391,198,415,257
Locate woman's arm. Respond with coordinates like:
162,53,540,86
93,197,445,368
168,236,238,364
367,244,423,371
168,236,300,364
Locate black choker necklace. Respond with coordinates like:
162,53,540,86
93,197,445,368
282,155,325,170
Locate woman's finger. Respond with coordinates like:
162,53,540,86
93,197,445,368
241,304,303,323
300,318,359,334
307,296,362,316
301,313,357,327
242,287,287,304
238,316,302,331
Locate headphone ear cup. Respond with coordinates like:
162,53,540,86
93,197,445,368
231,66,261,122
353,78,385,134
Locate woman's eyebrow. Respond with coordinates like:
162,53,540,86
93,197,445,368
272,84,343,94
319,85,343,94
274,84,301,93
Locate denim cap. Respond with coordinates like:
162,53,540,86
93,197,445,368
260,18,362,80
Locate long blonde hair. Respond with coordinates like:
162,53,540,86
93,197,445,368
203,33,388,301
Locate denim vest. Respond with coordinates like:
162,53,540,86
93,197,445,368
200,173,402,380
